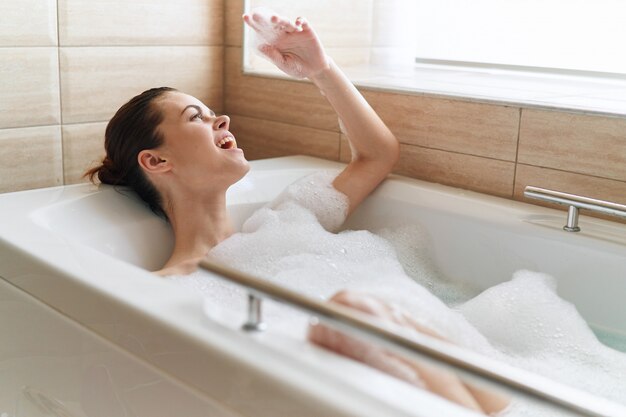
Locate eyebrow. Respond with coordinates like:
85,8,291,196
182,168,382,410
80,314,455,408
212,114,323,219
180,104,216,117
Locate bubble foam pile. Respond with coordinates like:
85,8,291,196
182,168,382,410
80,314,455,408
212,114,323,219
170,171,626,415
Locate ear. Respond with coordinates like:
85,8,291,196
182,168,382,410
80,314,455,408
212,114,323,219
137,149,171,175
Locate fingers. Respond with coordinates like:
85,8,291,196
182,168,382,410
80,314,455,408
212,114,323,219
272,14,300,32
242,13,262,33
243,10,304,34
242,10,273,33
299,17,311,32
293,16,311,33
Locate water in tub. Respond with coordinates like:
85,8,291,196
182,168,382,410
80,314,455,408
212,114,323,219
170,171,626,415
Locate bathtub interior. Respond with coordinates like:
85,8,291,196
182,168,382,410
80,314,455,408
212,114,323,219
31,186,174,271
28,159,626,349
29,169,307,271
342,193,626,342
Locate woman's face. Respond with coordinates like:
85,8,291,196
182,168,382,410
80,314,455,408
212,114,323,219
154,92,249,191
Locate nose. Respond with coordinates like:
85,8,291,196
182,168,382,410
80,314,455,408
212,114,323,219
213,114,230,130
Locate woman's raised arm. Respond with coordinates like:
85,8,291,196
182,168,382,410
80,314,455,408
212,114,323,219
309,59,399,215
243,10,399,215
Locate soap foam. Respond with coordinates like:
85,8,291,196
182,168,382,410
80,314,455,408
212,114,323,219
170,170,626,415
460,270,626,406
375,223,480,306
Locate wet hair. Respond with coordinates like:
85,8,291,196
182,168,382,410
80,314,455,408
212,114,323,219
85,87,177,220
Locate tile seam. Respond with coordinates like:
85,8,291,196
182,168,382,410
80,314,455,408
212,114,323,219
511,107,523,197
55,0,65,185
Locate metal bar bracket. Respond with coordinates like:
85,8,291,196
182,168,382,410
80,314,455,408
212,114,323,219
242,293,267,332
524,186,626,232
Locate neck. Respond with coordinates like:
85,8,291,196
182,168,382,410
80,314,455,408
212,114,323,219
161,190,233,273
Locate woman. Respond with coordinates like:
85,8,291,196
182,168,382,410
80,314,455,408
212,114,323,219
87,10,509,415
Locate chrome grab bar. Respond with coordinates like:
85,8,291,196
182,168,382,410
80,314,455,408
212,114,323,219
199,259,626,417
524,186,626,232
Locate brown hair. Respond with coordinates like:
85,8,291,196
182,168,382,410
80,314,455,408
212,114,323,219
85,87,177,219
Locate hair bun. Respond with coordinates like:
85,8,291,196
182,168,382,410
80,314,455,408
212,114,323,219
84,156,124,185
99,156,126,185
101,156,114,169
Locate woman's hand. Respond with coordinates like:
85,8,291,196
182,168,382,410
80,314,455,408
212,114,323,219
243,9,330,79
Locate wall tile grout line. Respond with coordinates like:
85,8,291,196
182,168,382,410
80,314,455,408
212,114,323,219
513,162,626,186
511,107,523,198
55,0,65,185
43,44,224,48
221,0,227,114
228,112,342,134
0,123,70,132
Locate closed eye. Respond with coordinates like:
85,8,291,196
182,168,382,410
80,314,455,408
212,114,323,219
190,112,203,121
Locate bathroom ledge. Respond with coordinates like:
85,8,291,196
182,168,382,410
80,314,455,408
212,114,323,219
243,64,626,119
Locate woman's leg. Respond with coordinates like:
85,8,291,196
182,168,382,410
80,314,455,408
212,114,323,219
308,290,510,415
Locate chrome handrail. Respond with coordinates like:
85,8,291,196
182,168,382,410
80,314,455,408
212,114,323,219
199,259,626,417
524,186,626,232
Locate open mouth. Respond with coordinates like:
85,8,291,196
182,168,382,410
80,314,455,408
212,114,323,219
216,136,237,150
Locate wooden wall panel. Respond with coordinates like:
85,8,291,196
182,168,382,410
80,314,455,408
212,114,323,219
514,164,626,205
225,0,245,47
364,91,520,161
225,47,339,131
341,136,515,196
230,115,340,161
394,144,515,197
519,109,626,182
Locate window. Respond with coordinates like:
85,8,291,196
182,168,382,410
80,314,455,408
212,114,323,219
411,0,626,76
243,0,626,115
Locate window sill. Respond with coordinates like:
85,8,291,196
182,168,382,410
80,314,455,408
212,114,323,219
243,63,626,118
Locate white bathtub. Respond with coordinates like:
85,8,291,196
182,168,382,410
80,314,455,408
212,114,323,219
1,155,625,417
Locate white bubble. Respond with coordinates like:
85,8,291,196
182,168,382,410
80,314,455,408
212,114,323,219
168,171,626,415
460,270,626,408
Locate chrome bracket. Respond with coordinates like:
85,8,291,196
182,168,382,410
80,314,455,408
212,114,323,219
524,186,626,233
242,293,267,332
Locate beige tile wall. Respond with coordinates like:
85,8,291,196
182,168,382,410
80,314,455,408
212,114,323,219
2,0,625,226
516,110,626,221
0,126,63,193
0,0,58,46
231,115,340,161
0,0,224,193
0,47,61,129
62,122,108,184
0,1,61,193
58,0,223,46
60,46,223,124
225,0,626,223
